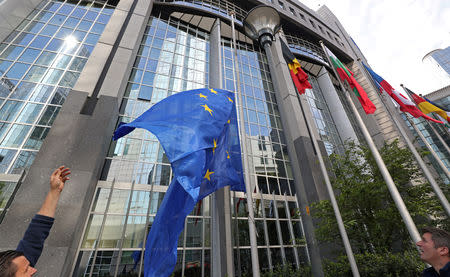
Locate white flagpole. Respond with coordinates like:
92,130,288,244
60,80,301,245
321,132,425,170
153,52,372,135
230,11,260,276
292,76,360,276
357,61,450,217
319,41,421,244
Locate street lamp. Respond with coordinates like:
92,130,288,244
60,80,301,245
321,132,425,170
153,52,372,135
243,5,281,47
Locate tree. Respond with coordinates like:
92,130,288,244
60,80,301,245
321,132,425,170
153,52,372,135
311,139,449,272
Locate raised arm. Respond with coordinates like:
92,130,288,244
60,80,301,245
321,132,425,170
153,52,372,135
16,166,71,266
37,166,71,218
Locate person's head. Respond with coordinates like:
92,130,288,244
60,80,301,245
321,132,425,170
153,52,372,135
416,227,450,265
0,250,36,277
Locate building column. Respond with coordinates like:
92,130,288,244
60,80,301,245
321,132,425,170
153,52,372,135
263,34,325,276
209,18,234,277
0,0,153,276
316,66,359,143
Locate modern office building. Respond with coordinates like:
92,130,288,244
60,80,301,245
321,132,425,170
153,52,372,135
0,0,435,276
423,46,450,83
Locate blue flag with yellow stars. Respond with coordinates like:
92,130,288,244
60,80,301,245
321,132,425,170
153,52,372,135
113,88,245,277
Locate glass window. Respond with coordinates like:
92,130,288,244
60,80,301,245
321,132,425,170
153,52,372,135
45,38,64,51
0,122,11,141
36,51,57,66
72,7,87,19
55,27,73,39
16,103,43,123
0,124,31,147
122,216,146,248
9,81,36,100
29,36,51,49
18,48,41,64
81,214,104,248
23,126,49,150
91,22,105,34
0,60,13,75
99,215,125,248
5,63,30,80
0,100,24,121
0,148,17,173
84,33,99,45
41,68,64,85
9,150,36,174
63,17,80,29
58,4,74,16
52,54,71,69
12,33,34,46
29,84,54,103
49,14,66,25
24,22,44,34
38,105,60,126
59,71,79,87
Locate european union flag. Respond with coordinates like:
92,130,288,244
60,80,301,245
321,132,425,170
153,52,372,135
113,88,245,276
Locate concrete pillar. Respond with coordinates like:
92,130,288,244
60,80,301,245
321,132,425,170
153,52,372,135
0,0,154,276
316,66,359,143
263,34,325,276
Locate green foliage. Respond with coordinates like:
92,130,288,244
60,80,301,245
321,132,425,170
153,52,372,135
312,139,449,254
323,250,424,277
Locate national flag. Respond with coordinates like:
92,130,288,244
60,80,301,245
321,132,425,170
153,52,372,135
362,63,443,124
423,96,450,124
280,40,312,94
324,46,376,114
403,86,449,124
114,88,245,277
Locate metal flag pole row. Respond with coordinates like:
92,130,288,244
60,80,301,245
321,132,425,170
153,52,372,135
319,41,421,244
427,122,450,156
292,77,360,275
356,60,450,217
230,11,261,277
404,115,450,179
400,85,450,180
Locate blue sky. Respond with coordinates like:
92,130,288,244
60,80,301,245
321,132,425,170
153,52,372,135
301,0,450,95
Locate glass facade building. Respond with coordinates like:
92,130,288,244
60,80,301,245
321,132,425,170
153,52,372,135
0,0,403,276
430,46,450,76
0,0,115,213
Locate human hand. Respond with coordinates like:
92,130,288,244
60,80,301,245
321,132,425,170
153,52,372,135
50,166,71,193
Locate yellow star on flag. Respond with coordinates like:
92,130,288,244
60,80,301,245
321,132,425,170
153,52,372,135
198,93,208,100
227,97,233,103
210,88,218,94
201,104,213,116
204,169,214,181
213,139,217,154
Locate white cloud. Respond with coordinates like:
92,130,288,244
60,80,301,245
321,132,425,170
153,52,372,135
300,0,450,94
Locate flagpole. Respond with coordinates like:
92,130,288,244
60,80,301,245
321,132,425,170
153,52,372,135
357,60,450,217
230,11,260,276
319,41,421,244
293,80,360,276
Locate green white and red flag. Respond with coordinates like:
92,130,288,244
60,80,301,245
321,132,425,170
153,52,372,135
324,46,376,114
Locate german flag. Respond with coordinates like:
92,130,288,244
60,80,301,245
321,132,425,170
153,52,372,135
404,86,450,123
280,40,312,94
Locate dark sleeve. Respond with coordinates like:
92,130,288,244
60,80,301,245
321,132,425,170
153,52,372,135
16,214,54,267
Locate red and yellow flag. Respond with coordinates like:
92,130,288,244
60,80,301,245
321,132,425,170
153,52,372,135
280,40,312,94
